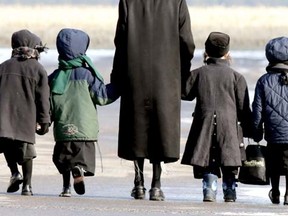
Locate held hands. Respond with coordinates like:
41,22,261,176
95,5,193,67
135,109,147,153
36,123,50,135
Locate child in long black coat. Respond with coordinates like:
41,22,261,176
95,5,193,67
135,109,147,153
0,29,50,195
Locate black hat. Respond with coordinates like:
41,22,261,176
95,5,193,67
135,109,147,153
265,36,288,63
205,32,230,58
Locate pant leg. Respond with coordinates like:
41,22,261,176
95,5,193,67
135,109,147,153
2,138,19,175
22,159,33,187
134,159,144,186
221,166,238,185
53,141,95,176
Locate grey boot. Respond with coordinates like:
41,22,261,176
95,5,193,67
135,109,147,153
222,181,237,202
203,174,218,202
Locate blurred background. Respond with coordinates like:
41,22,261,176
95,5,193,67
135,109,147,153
0,0,287,101
0,0,287,50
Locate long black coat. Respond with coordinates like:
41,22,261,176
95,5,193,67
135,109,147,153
111,0,195,163
181,58,252,167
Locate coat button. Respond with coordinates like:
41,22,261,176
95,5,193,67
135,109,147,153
240,143,244,147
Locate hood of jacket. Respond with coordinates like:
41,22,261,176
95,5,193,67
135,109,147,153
11,29,42,49
56,28,90,61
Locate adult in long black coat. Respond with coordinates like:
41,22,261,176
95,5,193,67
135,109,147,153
111,0,195,201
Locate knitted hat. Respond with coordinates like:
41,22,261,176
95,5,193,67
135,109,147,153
205,32,230,58
265,37,288,63
11,29,42,49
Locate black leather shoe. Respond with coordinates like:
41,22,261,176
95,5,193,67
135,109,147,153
269,189,280,204
7,172,23,193
59,187,71,197
149,187,165,201
21,185,33,196
72,166,85,195
131,185,146,199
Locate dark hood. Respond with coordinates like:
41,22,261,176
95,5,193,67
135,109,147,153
11,29,43,49
266,36,288,64
56,28,90,61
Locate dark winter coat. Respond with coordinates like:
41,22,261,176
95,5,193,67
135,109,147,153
111,0,195,163
181,58,252,167
253,63,288,144
0,53,50,144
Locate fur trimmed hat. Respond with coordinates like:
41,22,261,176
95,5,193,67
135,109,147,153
205,32,230,58
265,36,288,63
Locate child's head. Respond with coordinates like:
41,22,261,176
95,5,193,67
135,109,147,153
205,32,230,58
265,37,288,64
11,29,42,50
56,28,90,61
11,29,46,60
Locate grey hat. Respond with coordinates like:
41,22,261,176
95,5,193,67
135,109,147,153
205,32,230,58
265,36,288,63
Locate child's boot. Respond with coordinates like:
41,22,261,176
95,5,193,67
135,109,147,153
203,173,218,202
223,180,237,202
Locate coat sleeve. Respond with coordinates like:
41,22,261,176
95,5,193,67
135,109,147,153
235,75,253,138
179,0,195,94
36,66,50,124
110,0,128,93
252,79,264,142
87,70,119,106
181,69,198,101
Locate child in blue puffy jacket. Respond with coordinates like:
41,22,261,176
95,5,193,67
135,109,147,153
253,36,288,205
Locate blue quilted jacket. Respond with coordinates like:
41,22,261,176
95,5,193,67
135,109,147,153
252,63,288,144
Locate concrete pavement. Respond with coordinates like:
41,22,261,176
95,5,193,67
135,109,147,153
0,102,288,216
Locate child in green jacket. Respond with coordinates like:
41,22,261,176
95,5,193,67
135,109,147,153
49,28,118,197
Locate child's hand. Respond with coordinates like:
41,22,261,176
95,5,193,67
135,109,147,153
36,123,49,135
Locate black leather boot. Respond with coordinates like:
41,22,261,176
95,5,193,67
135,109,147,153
149,187,165,201
21,185,33,196
59,187,71,197
131,160,145,199
7,172,23,193
131,185,146,199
